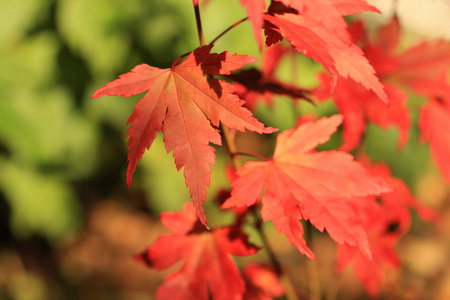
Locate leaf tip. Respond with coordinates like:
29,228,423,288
196,207,210,229
91,87,104,99
126,166,135,188
325,114,344,129
263,126,278,134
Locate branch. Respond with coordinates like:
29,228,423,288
209,17,247,46
232,150,271,161
193,2,205,46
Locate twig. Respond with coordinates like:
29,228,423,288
209,17,247,46
193,2,205,46
305,222,321,300
232,150,271,161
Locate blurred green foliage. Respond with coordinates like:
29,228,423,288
0,0,207,244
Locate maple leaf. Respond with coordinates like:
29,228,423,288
358,155,437,221
222,115,392,259
238,0,378,47
359,17,450,98
278,0,378,43
372,19,450,181
136,203,259,300
263,3,388,104
92,45,276,226
316,74,410,151
336,156,436,295
237,0,385,103
335,199,405,296
316,18,450,152
419,98,450,182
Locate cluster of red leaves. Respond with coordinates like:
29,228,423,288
335,155,436,295
135,203,284,300
92,0,447,298
315,18,450,176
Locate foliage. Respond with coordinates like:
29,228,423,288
1,0,449,299
90,0,450,299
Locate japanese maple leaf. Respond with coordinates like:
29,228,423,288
238,0,378,47
136,203,259,300
316,18,450,152
358,17,450,100
316,74,410,151
358,155,436,222
92,45,276,226
222,115,392,259
335,199,406,296
278,0,378,44
419,98,450,182
263,2,388,104
336,156,435,295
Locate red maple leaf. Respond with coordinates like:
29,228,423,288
222,115,392,259
419,98,450,182
278,0,378,43
352,17,450,99
238,0,378,47
317,74,410,151
335,199,405,296
136,203,259,300
92,45,276,226
263,2,388,104
358,155,436,221
317,18,450,152
336,156,436,295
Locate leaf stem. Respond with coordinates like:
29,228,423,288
171,54,189,69
171,1,207,68
221,126,241,168
208,17,248,46
193,1,206,46
305,222,321,300
232,151,271,161
251,208,299,300
175,13,247,68
251,208,281,274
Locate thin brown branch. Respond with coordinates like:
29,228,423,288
232,150,271,161
193,3,206,46
305,222,321,300
208,17,247,46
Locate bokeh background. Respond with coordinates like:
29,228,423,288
0,0,449,299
